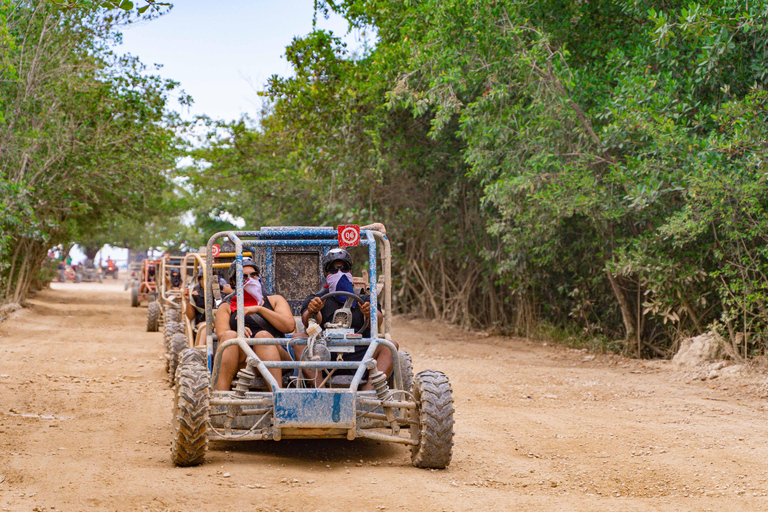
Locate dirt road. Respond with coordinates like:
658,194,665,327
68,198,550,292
2,282,768,511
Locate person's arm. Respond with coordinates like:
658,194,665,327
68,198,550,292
301,295,324,329
360,302,385,329
219,278,233,295
182,287,195,321
245,295,295,334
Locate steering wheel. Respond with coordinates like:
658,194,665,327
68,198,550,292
322,291,370,335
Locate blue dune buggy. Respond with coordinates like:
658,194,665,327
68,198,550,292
169,225,455,469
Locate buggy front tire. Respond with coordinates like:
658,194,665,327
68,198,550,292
410,370,454,469
147,301,161,332
165,306,181,324
164,321,184,372
131,285,139,307
168,332,189,385
171,349,209,467
398,351,414,393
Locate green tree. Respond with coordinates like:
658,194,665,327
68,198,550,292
0,1,184,303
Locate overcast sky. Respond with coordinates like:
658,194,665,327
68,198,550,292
118,0,356,121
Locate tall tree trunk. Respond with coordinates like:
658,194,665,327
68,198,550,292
606,269,635,341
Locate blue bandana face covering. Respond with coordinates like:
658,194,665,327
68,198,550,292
327,272,355,305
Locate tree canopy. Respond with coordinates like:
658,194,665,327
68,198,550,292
7,0,768,360
0,1,184,302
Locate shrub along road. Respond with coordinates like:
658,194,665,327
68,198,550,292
1,281,767,511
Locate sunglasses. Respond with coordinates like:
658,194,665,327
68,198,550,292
327,264,350,274
243,271,259,279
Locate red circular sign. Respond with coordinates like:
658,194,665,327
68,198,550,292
338,225,360,247
211,244,220,257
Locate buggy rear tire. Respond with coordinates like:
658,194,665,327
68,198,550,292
398,351,413,392
131,285,139,307
164,321,185,372
171,349,209,467
168,332,189,385
165,306,181,324
147,301,161,332
410,370,454,469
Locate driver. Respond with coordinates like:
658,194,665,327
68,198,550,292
170,268,182,289
298,248,394,390
214,257,296,391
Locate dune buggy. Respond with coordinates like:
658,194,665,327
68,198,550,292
170,225,455,469
76,259,101,283
130,258,160,309
147,254,189,334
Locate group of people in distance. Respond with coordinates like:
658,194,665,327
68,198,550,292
181,248,396,392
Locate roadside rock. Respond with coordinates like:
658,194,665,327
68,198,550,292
673,332,723,367
0,302,22,322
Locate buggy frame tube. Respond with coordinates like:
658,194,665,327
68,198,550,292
205,229,389,391
350,231,379,390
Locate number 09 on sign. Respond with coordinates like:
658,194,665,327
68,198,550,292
337,225,360,248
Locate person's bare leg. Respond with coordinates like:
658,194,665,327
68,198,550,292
193,322,206,348
216,331,245,391
250,331,283,389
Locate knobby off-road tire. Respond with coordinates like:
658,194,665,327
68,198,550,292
165,306,181,324
398,351,414,393
410,370,454,469
168,333,189,386
164,321,185,373
171,349,210,467
131,286,139,307
147,301,161,332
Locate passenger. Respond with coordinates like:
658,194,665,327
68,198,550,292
182,268,235,348
298,248,395,390
214,258,295,391
170,268,182,289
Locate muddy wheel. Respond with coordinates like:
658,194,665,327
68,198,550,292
146,301,161,332
171,349,210,467
164,322,184,372
410,370,454,469
165,306,181,324
131,285,139,307
398,351,413,392
168,332,189,385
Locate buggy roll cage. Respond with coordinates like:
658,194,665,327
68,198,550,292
203,226,394,392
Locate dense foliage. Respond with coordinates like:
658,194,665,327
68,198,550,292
0,1,183,303
7,0,768,359
190,0,768,357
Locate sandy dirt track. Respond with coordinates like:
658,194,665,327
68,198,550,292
2,281,768,511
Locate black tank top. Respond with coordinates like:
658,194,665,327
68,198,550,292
228,295,284,338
